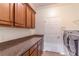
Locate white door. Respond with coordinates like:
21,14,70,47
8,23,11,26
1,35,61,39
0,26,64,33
44,17,64,54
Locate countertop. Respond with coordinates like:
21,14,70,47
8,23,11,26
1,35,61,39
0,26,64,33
0,35,43,56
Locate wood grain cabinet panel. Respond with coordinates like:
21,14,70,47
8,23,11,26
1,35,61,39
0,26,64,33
22,38,43,56
14,3,36,28
25,4,36,28
26,5,32,28
30,44,37,54
15,3,26,27
30,48,38,56
38,39,43,56
0,3,36,28
31,10,35,28
38,41,41,56
23,50,30,56
0,3,13,26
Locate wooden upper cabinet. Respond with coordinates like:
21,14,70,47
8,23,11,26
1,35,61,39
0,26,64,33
14,3,36,28
0,3,13,26
15,3,26,27
31,10,35,28
25,4,36,28
0,3,36,28
26,5,32,28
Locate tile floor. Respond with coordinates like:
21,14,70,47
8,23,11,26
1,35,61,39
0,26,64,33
42,51,64,56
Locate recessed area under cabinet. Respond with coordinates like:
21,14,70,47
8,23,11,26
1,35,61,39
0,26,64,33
0,3,36,28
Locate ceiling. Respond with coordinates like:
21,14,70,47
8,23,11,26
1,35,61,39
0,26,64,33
32,3,55,8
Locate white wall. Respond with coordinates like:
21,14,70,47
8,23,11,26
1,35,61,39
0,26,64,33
58,4,79,30
35,3,79,54
29,3,37,11
35,4,65,54
0,26,35,42
35,9,45,34
36,4,79,32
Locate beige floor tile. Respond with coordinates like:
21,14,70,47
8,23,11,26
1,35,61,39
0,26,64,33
42,51,64,56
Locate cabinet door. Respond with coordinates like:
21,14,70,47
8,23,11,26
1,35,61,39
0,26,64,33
0,3,13,26
38,40,42,56
26,5,32,28
31,11,35,28
15,3,25,27
38,39,43,56
23,50,30,56
30,48,38,56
